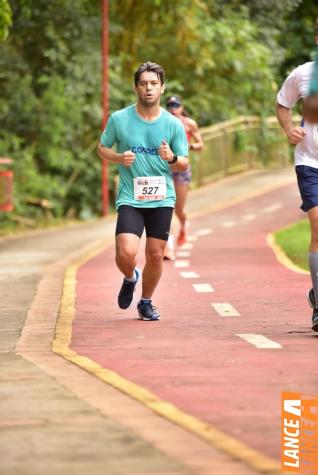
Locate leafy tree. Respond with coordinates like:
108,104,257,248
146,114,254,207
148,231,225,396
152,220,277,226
1,0,317,225
0,0,11,40
1,0,103,218
278,0,318,76
109,1,276,122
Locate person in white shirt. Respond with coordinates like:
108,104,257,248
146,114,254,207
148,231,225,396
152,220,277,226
276,18,318,331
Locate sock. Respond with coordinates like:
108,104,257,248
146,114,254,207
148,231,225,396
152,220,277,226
309,252,318,307
125,269,137,283
140,298,151,304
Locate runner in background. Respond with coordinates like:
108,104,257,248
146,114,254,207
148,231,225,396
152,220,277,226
164,95,203,260
276,19,318,331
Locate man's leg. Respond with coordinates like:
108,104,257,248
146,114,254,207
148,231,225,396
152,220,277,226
307,206,318,330
137,207,173,321
174,182,188,228
116,233,140,280
142,237,166,299
116,233,141,309
174,181,189,246
115,205,144,310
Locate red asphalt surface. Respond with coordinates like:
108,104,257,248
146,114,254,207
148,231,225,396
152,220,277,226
71,183,318,461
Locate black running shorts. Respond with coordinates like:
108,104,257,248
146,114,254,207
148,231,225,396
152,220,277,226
296,165,318,212
116,205,173,241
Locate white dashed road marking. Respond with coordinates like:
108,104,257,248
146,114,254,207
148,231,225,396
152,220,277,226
192,284,214,293
262,203,282,213
180,271,199,278
221,221,236,228
236,334,282,349
242,213,257,221
187,235,198,242
176,251,190,257
174,260,190,268
211,303,240,317
196,228,213,236
179,243,193,250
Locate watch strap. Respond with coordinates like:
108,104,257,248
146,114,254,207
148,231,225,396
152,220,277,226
168,155,178,164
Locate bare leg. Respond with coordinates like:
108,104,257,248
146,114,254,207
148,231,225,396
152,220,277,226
308,207,318,328
174,181,188,228
115,233,140,279
308,207,318,252
142,237,166,299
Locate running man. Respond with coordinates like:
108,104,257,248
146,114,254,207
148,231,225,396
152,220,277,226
166,95,203,247
276,19,318,331
97,62,189,321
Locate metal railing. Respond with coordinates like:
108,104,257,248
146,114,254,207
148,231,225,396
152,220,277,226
191,115,298,188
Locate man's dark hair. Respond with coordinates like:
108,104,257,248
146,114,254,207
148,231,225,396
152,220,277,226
134,62,165,86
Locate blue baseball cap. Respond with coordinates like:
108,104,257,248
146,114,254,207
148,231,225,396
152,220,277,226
166,95,182,108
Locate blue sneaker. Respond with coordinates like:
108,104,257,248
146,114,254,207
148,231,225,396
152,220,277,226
118,268,141,309
137,300,160,321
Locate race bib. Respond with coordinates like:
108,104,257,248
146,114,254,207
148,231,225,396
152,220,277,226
134,176,166,201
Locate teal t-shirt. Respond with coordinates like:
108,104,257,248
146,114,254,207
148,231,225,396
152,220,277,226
100,104,188,209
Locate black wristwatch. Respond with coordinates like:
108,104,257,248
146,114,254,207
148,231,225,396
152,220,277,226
168,155,178,165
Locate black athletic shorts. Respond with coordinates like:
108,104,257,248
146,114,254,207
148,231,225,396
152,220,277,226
116,205,173,241
296,165,318,212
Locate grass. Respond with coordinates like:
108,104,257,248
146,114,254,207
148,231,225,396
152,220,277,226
274,219,310,271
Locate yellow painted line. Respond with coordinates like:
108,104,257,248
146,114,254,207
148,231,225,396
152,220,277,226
52,239,113,353
53,239,281,474
267,233,309,275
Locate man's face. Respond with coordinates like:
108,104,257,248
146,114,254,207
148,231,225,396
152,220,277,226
135,71,165,107
167,105,183,117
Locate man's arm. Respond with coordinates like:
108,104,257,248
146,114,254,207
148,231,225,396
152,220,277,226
170,155,189,171
97,143,135,167
276,102,306,145
188,119,204,151
158,140,189,171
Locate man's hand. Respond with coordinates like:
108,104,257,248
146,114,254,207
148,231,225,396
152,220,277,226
158,140,174,162
120,150,135,167
286,126,306,145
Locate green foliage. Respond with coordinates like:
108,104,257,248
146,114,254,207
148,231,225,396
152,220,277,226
277,0,318,77
1,0,102,221
275,219,310,271
110,1,277,123
0,0,317,226
0,0,12,40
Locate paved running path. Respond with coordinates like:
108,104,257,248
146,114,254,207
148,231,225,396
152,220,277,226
2,168,309,474
71,179,316,467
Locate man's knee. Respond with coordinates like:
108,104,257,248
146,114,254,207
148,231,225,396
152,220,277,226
116,246,136,265
146,247,164,264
